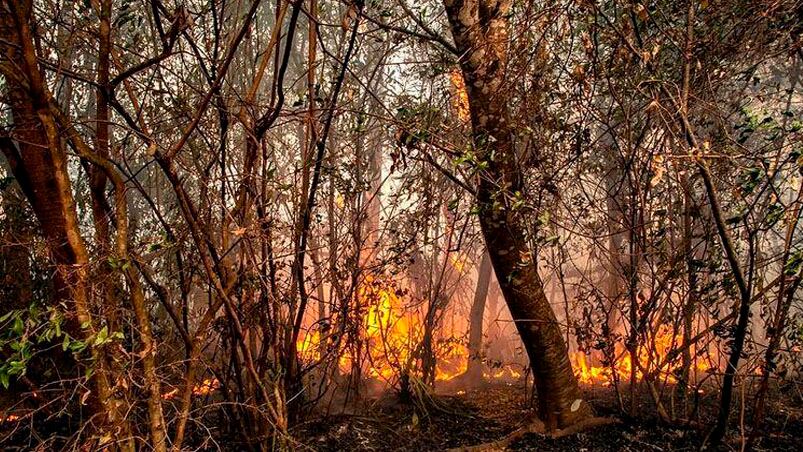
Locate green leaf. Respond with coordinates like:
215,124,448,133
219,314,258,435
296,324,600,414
784,250,803,276
764,203,784,227
0,310,15,324
12,316,23,335
93,326,109,347
8,360,26,376
739,167,763,195
69,340,87,353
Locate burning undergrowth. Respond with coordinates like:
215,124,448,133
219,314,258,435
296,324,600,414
296,273,509,393
295,271,721,398
570,323,716,387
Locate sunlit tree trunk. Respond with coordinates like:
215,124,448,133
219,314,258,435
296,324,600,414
0,2,134,447
443,0,592,430
485,281,504,363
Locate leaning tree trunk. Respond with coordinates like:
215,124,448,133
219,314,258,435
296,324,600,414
443,0,592,430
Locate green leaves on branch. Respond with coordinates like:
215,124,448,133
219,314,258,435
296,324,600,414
92,326,124,347
106,256,131,272
738,166,764,195
784,250,803,276
453,149,489,172
0,306,123,389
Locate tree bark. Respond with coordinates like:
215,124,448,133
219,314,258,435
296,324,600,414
466,251,492,381
678,172,699,406
443,0,592,430
0,2,133,447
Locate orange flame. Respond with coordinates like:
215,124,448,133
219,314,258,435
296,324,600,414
192,378,221,396
296,330,322,362
162,378,221,400
297,275,469,383
1,414,20,423
483,364,523,381
569,325,712,386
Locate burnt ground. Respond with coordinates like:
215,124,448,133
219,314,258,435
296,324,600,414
293,382,803,451
2,381,801,450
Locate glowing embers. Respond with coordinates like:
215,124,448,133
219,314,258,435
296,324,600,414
161,378,221,400
1,414,20,423
295,274,469,384
569,325,713,386
483,364,523,381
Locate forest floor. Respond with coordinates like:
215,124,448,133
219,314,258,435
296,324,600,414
294,381,803,451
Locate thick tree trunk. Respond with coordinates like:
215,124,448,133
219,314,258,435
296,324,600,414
443,0,592,430
479,194,592,429
0,2,133,447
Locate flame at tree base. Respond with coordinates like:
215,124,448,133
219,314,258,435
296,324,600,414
298,278,715,389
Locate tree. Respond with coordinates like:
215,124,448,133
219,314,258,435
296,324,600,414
442,0,592,430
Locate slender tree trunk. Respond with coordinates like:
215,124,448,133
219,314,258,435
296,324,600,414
749,180,803,443
678,173,698,408
671,3,751,443
465,251,492,381
443,0,592,430
486,282,503,363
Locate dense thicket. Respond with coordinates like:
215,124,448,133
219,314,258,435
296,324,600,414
0,0,801,450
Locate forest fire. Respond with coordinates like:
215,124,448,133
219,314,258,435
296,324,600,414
2,0,801,450
570,325,712,386
297,275,469,383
